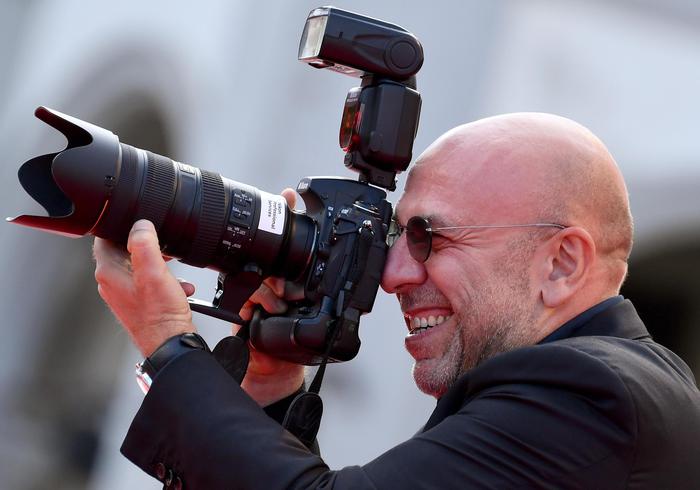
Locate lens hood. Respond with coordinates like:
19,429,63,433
8,106,121,237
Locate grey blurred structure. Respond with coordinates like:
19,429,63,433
0,0,698,488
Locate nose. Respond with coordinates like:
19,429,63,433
381,233,428,294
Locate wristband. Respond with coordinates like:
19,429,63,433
135,332,210,393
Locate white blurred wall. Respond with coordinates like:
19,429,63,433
0,1,698,488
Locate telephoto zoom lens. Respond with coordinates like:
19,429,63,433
10,107,317,281
96,144,316,279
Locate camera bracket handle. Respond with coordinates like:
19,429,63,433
188,263,264,325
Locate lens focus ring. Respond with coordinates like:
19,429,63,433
138,152,176,230
186,169,226,267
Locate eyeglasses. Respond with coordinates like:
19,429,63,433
387,215,566,263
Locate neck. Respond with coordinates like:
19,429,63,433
534,294,615,343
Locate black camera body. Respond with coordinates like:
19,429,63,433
249,177,392,364
8,6,423,366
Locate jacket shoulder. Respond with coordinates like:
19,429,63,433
460,336,700,489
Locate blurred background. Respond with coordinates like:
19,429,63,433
0,0,698,488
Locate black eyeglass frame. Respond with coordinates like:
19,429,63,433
387,215,567,263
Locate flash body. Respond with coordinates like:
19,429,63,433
299,6,423,191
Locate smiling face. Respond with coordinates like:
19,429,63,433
382,160,545,397
392,236,542,398
380,113,630,398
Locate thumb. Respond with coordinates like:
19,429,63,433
127,220,166,274
280,188,297,209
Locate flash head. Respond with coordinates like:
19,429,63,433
298,6,423,80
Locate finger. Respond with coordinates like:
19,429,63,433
234,284,288,333
263,276,286,297
177,278,196,297
238,301,255,322
280,188,297,209
94,258,133,291
93,237,133,290
93,236,130,268
249,284,288,314
127,220,168,280
261,276,305,301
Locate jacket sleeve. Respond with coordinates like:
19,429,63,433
121,344,637,489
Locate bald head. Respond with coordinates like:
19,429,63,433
406,112,633,292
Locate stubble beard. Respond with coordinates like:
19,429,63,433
411,330,467,398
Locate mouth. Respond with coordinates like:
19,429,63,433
405,310,453,336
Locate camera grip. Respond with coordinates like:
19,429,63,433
249,306,336,365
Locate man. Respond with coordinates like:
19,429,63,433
93,113,700,489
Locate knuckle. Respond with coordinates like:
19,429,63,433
94,264,108,284
96,283,105,298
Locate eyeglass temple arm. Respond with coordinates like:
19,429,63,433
431,223,566,231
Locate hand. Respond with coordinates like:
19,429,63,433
235,277,306,407
235,188,306,407
93,220,195,357
93,189,305,406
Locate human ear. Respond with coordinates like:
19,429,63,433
539,227,596,308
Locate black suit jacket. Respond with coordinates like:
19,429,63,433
122,300,700,489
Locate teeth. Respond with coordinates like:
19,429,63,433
408,314,452,333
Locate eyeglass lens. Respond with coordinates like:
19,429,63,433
406,216,432,263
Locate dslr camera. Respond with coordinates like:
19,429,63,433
9,6,423,366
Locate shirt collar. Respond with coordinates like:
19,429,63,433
538,295,625,344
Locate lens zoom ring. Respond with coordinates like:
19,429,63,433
138,152,176,230
187,169,226,266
